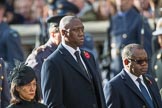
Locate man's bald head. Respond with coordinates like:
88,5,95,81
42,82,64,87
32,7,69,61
59,15,81,30
59,15,84,49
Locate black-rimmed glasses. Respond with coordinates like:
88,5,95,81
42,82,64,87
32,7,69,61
128,58,149,65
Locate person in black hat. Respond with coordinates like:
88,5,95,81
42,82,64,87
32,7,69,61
47,0,79,16
56,1,79,15
7,63,47,108
47,0,59,16
25,15,64,97
151,18,162,90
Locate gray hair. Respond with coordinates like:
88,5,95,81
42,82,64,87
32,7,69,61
121,43,144,60
59,15,79,30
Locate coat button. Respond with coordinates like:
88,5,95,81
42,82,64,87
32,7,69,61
0,87,2,91
157,53,161,59
111,43,116,48
122,34,127,38
154,65,158,70
1,76,4,80
155,77,158,82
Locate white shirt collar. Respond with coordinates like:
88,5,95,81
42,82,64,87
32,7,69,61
124,68,143,82
62,42,80,59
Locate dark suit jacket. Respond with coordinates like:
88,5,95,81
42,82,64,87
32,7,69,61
104,69,162,108
0,58,10,108
41,44,106,108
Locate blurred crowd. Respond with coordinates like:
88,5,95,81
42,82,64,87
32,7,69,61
3,0,111,24
1,0,162,25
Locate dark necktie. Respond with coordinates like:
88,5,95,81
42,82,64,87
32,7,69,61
74,51,90,79
137,78,154,108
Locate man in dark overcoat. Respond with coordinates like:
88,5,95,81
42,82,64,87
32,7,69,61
41,16,106,108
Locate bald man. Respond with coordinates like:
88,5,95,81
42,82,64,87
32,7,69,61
41,16,106,108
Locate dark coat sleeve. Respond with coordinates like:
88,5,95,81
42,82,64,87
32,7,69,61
0,58,10,108
4,29,24,69
41,58,65,108
103,81,120,108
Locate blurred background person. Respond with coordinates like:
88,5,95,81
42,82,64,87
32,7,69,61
0,0,24,75
97,0,116,20
26,15,64,97
37,0,80,46
31,0,47,23
152,18,162,90
13,0,37,24
0,58,10,108
67,0,97,21
106,0,152,79
133,0,155,19
3,0,25,24
7,64,47,108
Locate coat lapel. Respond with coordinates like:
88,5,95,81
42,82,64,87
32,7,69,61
80,51,99,82
120,70,149,104
58,45,91,83
143,75,161,108
81,50,106,108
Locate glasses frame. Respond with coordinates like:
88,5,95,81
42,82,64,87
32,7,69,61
128,58,149,65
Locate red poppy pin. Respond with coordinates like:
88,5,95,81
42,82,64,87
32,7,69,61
84,51,90,59
145,77,152,85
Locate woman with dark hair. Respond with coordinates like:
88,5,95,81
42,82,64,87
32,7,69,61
7,63,47,108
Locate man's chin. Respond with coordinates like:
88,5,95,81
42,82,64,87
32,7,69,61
141,71,147,75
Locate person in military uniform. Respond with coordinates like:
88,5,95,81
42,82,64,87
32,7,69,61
108,0,152,77
0,58,10,108
152,18,162,90
0,0,24,75
25,15,64,96
38,0,79,46
56,0,79,15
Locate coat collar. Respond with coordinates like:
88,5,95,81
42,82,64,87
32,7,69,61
120,70,152,107
58,44,92,83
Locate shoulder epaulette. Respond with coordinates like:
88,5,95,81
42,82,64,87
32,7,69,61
34,45,46,55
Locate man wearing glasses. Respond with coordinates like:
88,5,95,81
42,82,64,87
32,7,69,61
104,43,162,108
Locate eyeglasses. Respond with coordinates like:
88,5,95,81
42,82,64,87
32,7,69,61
128,58,149,65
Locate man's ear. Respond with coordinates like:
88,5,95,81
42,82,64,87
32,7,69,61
50,32,55,38
124,59,129,65
61,29,66,36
